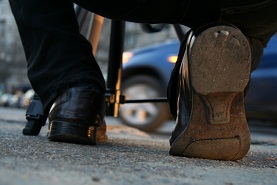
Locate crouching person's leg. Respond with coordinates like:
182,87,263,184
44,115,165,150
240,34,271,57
9,0,107,144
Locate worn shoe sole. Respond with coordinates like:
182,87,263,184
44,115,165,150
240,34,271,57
48,120,107,145
169,25,251,160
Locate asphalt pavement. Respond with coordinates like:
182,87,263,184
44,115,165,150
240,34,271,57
0,107,276,185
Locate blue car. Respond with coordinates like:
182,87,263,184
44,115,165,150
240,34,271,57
119,34,277,132
245,35,277,121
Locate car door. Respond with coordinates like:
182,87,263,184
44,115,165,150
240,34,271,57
244,34,277,118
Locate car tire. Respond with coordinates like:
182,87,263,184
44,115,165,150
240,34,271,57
119,75,170,132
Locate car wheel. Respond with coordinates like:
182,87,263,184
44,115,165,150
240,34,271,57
119,75,170,132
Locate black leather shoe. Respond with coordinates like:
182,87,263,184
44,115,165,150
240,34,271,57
168,24,251,160
48,87,107,145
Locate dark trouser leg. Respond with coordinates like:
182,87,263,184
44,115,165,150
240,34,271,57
73,0,190,24
75,0,276,45
74,0,275,72
9,0,105,112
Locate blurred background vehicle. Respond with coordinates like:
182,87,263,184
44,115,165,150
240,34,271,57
244,35,277,121
0,84,34,108
120,40,178,132
0,93,18,107
120,34,277,132
20,89,35,108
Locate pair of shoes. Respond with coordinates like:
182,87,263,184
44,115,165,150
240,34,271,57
48,87,107,145
169,24,251,160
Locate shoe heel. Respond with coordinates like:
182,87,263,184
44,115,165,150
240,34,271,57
170,25,251,160
89,121,108,143
48,120,107,145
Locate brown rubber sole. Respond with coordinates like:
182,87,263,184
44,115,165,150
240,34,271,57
169,25,251,160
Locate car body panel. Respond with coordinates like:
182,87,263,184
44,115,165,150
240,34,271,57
123,40,180,93
244,35,277,119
